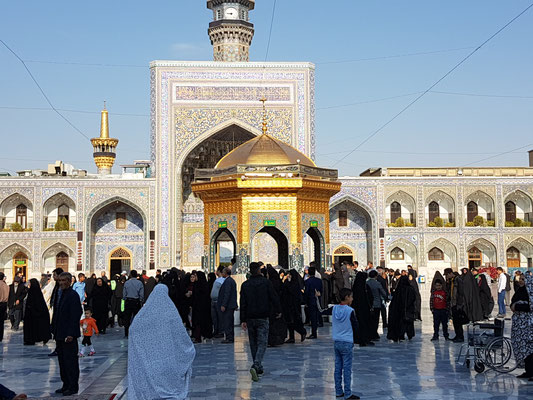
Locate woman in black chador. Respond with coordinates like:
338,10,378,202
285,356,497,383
23,278,51,345
191,271,213,343
89,277,112,334
387,275,416,342
267,266,287,346
351,271,373,347
282,269,307,343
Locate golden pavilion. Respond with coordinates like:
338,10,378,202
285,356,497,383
192,102,341,273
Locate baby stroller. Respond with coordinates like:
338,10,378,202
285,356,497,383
456,318,517,373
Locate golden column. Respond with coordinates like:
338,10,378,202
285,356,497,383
91,103,119,175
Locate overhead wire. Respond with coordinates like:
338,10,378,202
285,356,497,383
316,47,475,65
461,143,533,167
330,2,533,168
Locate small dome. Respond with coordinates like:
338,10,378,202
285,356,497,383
215,134,315,169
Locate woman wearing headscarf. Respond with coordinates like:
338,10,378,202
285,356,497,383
23,278,51,345
128,284,196,399
144,276,157,301
351,271,373,347
474,270,494,319
282,269,307,343
387,275,416,342
89,277,112,334
511,273,533,380
178,273,193,331
267,266,287,346
462,270,483,323
191,271,212,343
408,273,422,321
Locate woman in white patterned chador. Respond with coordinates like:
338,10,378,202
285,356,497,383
510,272,533,380
127,284,196,399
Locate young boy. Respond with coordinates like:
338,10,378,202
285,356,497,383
430,280,449,341
332,288,360,400
80,308,99,357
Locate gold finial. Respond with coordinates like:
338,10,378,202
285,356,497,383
260,97,267,135
100,103,109,139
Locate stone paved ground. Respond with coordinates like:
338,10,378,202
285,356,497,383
1,288,532,399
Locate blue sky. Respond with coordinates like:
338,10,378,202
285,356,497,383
1,0,532,176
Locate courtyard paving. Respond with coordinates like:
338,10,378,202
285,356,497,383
1,291,532,399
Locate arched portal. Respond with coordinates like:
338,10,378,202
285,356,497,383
333,245,354,266
13,251,28,278
0,244,32,281
329,195,375,267
181,124,256,203
109,247,132,277
87,198,146,274
211,228,237,269
305,227,325,270
251,226,289,269
467,238,497,268
42,242,75,272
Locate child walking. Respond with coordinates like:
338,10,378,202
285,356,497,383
430,280,449,341
332,288,360,400
80,308,99,357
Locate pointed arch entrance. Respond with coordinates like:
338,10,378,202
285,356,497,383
13,251,28,278
109,247,132,277
210,228,237,268
333,245,354,266
252,226,289,268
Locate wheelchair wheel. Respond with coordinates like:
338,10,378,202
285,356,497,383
484,337,518,373
474,360,485,373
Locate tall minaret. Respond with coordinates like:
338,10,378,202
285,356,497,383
207,0,255,62
91,103,119,175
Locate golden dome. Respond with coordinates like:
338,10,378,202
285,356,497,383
215,134,316,169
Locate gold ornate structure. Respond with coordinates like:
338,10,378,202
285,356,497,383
192,100,341,272
91,103,119,175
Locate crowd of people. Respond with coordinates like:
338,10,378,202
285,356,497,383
0,258,532,399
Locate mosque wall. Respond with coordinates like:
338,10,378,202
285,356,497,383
0,178,155,282
150,61,315,269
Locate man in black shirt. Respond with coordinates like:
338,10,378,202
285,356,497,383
240,262,281,382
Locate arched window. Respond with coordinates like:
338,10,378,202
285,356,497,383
56,251,69,270
467,201,478,222
58,204,69,224
507,246,520,268
390,247,404,260
468,246,482,268
505,201,516,222
390,202,401,223
16,204,27,229
429,201,440,222
428,247,444,261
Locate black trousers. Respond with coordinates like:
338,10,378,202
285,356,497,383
452,314,464,340
56,339,79,392
123,298,141,337
525,353,533,376
0,302,6,341
221,308,235,341
432,309,449,337
308,304,319,336
288,320,306,340
369,308,381,339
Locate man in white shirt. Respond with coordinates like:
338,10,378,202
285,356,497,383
496,267,507,317
210,265,226,338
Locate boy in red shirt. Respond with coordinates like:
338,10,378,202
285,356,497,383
79,309,99,357
430,280,449,341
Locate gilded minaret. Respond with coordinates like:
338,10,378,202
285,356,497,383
91,103,118,175
207,0,255,62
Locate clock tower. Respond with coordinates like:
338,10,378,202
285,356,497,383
207,0,255,62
